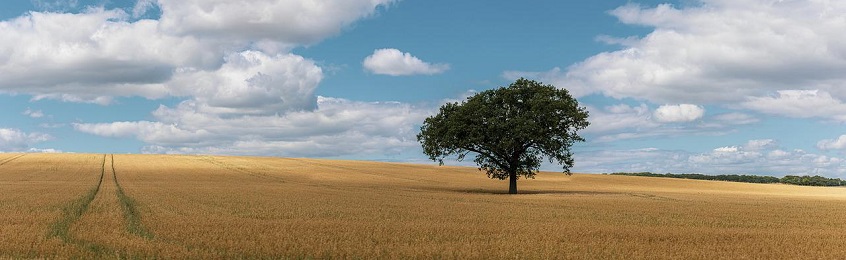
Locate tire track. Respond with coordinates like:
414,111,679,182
48,154,105,242
0,153,26,167
111,154,154,239
52,154,155,257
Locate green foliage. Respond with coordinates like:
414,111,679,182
780,175,846,186
417,78,589,185
610,172,846,187
609,172,780,184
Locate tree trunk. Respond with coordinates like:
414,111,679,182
508,171,517,194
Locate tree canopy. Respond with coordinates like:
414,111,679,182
417,78,589,194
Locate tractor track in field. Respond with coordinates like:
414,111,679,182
111,154,154,239
0,153,26,166
48,154,153,257
48,154,105,241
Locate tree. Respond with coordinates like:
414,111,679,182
417,78,589,194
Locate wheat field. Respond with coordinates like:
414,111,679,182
1,153,846,259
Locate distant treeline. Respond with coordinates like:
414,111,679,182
607,172,846,187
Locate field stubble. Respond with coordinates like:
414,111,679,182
1,154,846,258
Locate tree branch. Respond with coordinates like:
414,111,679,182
462,146,509,171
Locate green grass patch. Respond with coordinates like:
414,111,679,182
111,154,154,239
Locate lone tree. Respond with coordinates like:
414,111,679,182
417,78,589,194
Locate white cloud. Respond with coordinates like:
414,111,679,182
574,148,692,174
0,128,51,152
688,146,762,167
73,121,214,145
653,104,704,123
511,1,846,106
502,67,593,98
767,149,790,159
584,103,741,142
744,139,776,151
132,0,157,18
584,104,655,134
742,90,846,121
711,113,759,125
22,108,45,118
687,143,846,175
576,139,846,177
156,0,396,47
6,0,431,159
363,48,450,76
28,148,62,153
817,135,846,150
712,146,739,153
76,96,433,157
696,112,760,129
165,50,323,115
0,9,221,103
31,1,434,159
595,35,640,46
0,1,395,103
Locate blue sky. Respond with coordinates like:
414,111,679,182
2,0,846,177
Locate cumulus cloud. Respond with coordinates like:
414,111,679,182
73,121,213,145
653,104,704,123
76,96,433,157
511,1,846,106
817,135,846,150
156,0,396,47
0,1,395,103
0,0,434,159
583,103,741,142
690,146,759,166
685,143,844,176
131,0,157,18
363,48,450,76
0,9,221,102
711,113,759,125
744,139,776,151
0,128,52,152
165,50,323,115
742,90,846,121
573,148,692,174
583,104,655,134
502,67,593,98
28,148,62,153
595,35,641,46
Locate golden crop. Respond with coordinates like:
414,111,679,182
1,153,846,259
